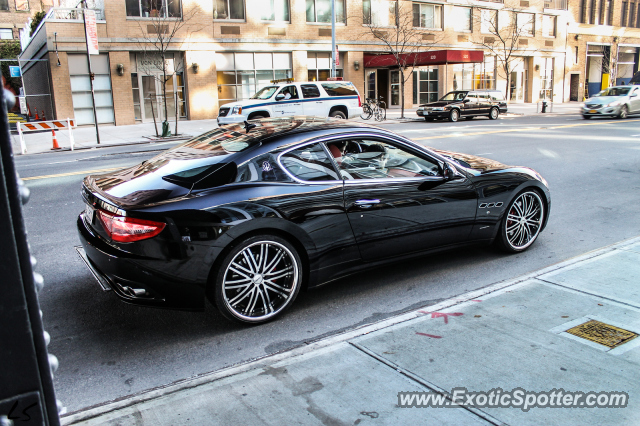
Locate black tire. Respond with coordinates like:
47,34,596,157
448,109,460,122
582,115,592,119
618,105,628,119
424,117,434,122
496,190,545,253
329,110,347,119
360,104,372,120
489,107,499,120
212,234,303,324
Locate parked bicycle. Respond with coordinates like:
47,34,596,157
360,97,386,122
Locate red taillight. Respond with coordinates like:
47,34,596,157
358,94,362,107
98,210,166,243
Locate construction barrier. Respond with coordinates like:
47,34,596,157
17,119,76,154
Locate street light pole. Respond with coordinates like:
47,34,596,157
331,0,336,78
81,0,101,144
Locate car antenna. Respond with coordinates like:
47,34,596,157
243,121,257,133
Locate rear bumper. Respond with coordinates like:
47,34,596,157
348,107,363,119
77,214,205,311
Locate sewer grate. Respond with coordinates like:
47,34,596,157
566,320,638,349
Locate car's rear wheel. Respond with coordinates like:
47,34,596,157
448,109,459,122
497,190,545,253
618,105,628,119
213,235,302,324
249,114,266,120
330,110,347,119
489,107,499,120
424,117,434,122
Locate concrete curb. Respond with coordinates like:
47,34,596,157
60,235,640,425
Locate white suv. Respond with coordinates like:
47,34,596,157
217,81,363,125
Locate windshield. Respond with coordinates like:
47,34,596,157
440,91,468,101
251,86,278,99
596,87,631,97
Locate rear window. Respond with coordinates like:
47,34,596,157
489,91,505,101
321,82,357,97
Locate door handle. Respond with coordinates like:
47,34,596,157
355,199,380,208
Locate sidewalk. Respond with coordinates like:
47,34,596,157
14,102,583,155
62,236,640,425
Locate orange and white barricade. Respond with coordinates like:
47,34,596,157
17,118,76,154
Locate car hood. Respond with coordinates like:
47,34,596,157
419,101,454,108
584,96,625,105
431,148,510,173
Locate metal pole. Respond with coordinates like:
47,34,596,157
331,0,336,78
81,0,101,144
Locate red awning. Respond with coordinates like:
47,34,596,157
363,50,484,68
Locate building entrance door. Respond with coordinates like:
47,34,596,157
140,75,180,123
509,65,526,102
570,74,580,101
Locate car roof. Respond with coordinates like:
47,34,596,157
268,81,355,86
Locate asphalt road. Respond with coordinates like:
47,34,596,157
16,112,640,412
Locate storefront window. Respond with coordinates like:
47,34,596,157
539,58,553,100
306,0,345,23
216,52,292,106
452,58,495,91
68,53,115,125
307,52,344,81
412,3,442,29
131,73,141,121
616,47,638,85
214,0,245,20
363,0,396,26
261,0,289,21
126,0,182,18
413,68,438,104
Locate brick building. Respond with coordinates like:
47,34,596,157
0,0,51,41
16,0,640,126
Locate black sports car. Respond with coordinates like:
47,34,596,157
77,117,550,324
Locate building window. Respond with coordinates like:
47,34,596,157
306,0,345,23
542,15,556,37
575,46,579,64
412,68,438,104
0,0,8,11
363,0,396,26
517,13,534,36
214,0,244,20
481,9,497,34
262,0,289,21
126,0,182,18
413,3,442,29
628,2,636,26
452,57,495,91
216,52,292,106
307,52,343,81
621,1,628,26
15,0,28,11
68,53,115,125
453,7,471,32
540,57,553,100
0,29,13,39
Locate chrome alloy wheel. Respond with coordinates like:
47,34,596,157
222,241,299,322
505,191,544,250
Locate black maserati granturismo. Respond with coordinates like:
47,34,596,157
77,117,550,324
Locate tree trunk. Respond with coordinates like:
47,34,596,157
150,97,159,137
400,70,405,119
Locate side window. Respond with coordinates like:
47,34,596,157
280,143,340,181
301,84,321,98
235,152,293,183
325,139,440,180
320,82,357,96
278,85,299,100
466,92,478,101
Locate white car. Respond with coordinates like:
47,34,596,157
217,81,363,125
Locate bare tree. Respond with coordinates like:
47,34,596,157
472,8,538,101
356,1,442,118
135,0,202,137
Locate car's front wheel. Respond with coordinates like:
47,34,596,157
618,105,628,119
582,115,592,119
448,109,459,122
212,235,302,324
496,190,545,253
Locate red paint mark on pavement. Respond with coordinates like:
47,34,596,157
419,311,464,324
416,332,442,338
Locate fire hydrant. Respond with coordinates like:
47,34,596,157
541,100,549,113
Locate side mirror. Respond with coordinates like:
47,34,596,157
631,93,638,97
443,163,457,181
462,98,471,103
275,94,285,101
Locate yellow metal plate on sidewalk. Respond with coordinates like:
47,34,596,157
566,320,638,349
